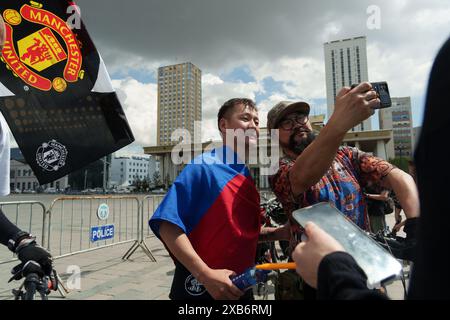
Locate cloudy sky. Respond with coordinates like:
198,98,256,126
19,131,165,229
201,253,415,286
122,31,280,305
74,0,450,154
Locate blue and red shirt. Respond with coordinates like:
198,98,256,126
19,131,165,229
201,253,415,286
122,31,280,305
149,146,261,274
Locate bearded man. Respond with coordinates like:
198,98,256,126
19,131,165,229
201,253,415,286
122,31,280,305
266,83,420,299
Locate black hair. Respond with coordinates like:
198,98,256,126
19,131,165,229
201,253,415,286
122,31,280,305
217,98,257,132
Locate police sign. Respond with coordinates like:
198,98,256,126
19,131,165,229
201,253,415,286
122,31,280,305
91,224,114,242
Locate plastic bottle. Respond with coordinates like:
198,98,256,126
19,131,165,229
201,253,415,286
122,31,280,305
231,267,270,291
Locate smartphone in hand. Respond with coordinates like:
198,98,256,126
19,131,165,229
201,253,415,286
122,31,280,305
351,81,392,109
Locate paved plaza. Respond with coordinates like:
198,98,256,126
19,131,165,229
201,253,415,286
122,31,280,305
0,194,408,300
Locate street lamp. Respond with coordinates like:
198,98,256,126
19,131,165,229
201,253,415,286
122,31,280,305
101,156,112,192
84,169,88,190
396,144,404,159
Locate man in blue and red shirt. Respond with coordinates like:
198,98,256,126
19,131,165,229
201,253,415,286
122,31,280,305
150,98,289,300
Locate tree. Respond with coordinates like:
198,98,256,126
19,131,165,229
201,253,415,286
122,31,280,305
142,177,151,192
152,171,162,189
389,157,409,172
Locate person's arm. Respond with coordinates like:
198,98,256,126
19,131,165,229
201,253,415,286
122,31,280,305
259,223,290,243
381,168,420,220
0,209,21,247
392,220,406,233
159,221,243,300
290,83,380,195
1,210,53,275
317,252,388,300
365,193,389,201
292,222,388,300
394,207,402,224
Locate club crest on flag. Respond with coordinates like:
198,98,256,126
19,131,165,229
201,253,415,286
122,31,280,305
1,3,82,93
36,140,68,172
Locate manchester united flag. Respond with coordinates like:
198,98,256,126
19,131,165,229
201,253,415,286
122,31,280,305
0,1,134,185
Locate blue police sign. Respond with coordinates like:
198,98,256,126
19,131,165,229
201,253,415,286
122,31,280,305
91,224,114,242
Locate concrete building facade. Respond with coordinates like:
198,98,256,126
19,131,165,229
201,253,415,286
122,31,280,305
10,159,69,192
110,155,157,187
379,97,414,159
157,62,202,146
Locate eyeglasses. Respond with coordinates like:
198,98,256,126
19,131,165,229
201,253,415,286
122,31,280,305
279,114,309,130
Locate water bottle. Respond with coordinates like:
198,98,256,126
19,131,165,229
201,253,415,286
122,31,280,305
231,267,270,291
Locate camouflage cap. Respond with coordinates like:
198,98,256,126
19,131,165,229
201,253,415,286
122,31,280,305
267,101,310,131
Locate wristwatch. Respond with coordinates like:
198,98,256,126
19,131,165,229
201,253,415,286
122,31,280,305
7,231,36,253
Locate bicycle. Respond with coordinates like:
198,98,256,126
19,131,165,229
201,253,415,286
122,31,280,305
257,197,289,263
255,197,289,299
9,260,58,300
369,228,416,298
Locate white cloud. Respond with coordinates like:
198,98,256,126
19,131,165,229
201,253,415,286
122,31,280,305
111,78,158,146
249,57,326,101
111,73,265,147
320,22,343,43
201,73,263,141
412,8,450,28
367,43,433,97
203,74,224,86
102,49,166,79
256,94,291,128
74,0,450,145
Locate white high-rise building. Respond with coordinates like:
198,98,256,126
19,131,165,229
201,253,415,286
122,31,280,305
324,36,371,132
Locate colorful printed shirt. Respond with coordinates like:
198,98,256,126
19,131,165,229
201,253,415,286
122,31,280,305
269,147,394,244
149,146,261,275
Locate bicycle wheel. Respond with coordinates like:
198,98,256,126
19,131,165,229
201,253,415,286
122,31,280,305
40,291,49,300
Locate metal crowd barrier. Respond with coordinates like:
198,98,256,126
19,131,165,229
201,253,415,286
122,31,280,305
0,201,47,265
141,195,165,240
45,196,155,262
121,195,165,262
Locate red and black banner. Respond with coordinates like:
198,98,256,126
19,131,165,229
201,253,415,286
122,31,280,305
0,0,134,185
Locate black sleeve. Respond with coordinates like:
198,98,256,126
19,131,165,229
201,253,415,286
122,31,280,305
409,37,450,300
317,251,388,300
0,208,21,247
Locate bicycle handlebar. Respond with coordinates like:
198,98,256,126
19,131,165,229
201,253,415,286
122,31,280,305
370,231,416,261
9,260,58,300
